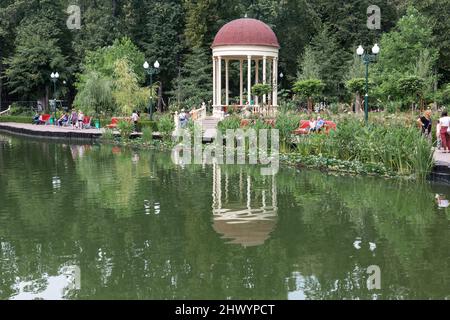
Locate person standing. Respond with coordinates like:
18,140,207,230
131,110,140,132
71,110,78,129
77,110,84,129
438,111,450,153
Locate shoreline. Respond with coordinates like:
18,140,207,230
1,122,446,183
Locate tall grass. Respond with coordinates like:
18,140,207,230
295,117,433,178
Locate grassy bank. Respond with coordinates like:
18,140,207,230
219,112,435,180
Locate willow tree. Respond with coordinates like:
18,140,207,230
112,58,157,116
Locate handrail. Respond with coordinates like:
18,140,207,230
0,106,11,116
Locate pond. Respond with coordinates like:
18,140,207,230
0,133,449,300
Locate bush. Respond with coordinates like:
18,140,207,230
218,115,241,133
142,126,153,143
294,117,433,178
0,116,31,123
117,120,134,140
157,114,175,141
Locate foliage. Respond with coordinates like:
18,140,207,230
218,115,241,133
117,120,134,140
112,58,155,116
73,72,113,116
157,113,175,141
297,46,321,81
397,75,426,108
293,117,434,178
142,127,154,143
251,84,272,103
171,47,212,108
293,79,325,110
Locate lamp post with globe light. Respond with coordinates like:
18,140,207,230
50,72,60,124
143,60,160,120
356,44,380,123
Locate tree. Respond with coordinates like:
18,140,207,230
373,7,438,101
73,71,114,116
3,1,69,106
252,84,272,106
112,58,155,116
397,76,426,111
435,84,450,107
171,47,212,109
293,79,325,111
346,78,366,113
297,46,321,81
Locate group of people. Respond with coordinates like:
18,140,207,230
32,109,87,129
307,116,326,133
418,110,450,153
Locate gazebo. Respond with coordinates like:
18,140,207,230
211,18,280,118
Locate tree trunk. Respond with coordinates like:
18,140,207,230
355,92,362,113
307,98,313,112
157,82,163,112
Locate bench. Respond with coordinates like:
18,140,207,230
240,119,276,128
294,120,337,135
34,114,51,125
106,117,131,129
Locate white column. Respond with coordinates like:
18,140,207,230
225,59,229,106
239,59,243,106
272,57,278,107
263,56,267,105
255,59,259,106
212,57,216,106
247,55,252,105
217,56,222,107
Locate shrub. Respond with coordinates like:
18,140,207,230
142,126,153,143
117,120,134,140
157,114,175,141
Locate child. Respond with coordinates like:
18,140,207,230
436,121,442,150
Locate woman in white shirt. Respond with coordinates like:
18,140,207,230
439,111,450,153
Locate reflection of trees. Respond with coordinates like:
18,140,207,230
0,134,449,299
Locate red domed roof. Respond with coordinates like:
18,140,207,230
212,18,279,48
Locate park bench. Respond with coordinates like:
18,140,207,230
37,114,52,125
294,120,337,135
106,117,131,129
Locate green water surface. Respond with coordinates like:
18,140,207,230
0,133,449,300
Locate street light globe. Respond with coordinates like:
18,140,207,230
154,60,160,69
51,72,55,78
55,72,60,78
143,61,149,69
356,45,364,56
372,44,380,55
280,72,284,78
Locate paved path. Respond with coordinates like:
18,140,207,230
199,117,220,141
434,149,450,167
0,122,103,140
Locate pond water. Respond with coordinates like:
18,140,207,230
0,133,449,300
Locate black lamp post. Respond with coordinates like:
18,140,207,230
50,72,60,125
143,60,160,120
356,44,380,124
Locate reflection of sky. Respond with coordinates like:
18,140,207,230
9,266,79,300
10,274,69,300
287,272,307,300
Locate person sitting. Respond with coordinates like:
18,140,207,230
308,118,317,133
435,194,450,208
315,116,326,132
32,113,41,125
58,113,69,127
179,109,188,128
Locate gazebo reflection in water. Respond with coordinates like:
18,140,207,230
212,164,278,247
